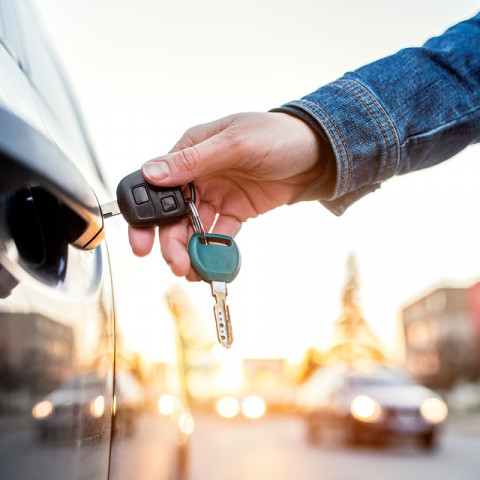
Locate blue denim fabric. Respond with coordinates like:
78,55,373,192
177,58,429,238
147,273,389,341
277,12,480,215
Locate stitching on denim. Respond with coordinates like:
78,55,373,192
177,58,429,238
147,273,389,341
335,81,393,182
300,100,353,195
342,79,400,176
341,79,399,175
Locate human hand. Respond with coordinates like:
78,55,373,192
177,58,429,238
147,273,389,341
128,112,323,280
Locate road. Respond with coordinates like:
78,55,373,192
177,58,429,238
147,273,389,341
189,412,480,480
1,412,479,479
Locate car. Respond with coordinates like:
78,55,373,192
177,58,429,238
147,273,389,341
31,370,145,440
0,0,191,478
297,364,448,450
32,372,111,440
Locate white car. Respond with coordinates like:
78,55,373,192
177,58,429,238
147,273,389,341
297,365,448,450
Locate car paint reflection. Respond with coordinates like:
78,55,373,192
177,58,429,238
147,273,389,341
0,242,114,479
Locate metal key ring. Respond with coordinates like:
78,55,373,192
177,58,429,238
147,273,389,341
186,197,207,244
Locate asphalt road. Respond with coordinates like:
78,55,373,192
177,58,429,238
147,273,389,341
2,412,479,480
189,412,480,480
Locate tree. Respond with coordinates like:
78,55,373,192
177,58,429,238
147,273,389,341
325,253,386,365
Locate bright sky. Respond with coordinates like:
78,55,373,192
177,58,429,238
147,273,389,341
36,0,480,368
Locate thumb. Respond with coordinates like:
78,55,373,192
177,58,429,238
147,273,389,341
142,137,234,187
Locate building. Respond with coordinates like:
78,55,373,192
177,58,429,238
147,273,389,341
401,283,480,389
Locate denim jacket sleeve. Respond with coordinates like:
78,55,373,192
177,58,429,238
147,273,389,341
274,12,480,215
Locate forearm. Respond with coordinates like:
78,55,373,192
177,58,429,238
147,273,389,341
275,12,480,215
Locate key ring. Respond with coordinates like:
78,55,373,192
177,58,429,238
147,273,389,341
186,183,207,244
187,182,196,204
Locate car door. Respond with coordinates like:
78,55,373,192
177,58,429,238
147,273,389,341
0,1,114,479
0,2,192,479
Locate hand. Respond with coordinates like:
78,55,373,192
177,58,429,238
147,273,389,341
128,112,323,280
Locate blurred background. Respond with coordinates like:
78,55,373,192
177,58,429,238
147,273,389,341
34,0,480,479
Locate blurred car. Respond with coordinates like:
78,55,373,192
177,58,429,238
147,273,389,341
32,371,145,440
297,365,448,449
0,0,190,478
32,372,110,440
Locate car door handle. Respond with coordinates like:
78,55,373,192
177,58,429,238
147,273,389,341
0,107,104,250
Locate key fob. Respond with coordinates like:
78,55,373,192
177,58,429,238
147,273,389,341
116,170,189,227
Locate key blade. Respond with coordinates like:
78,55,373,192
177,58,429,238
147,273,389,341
213,301,233,348
101,200,121,219
211,281,233,348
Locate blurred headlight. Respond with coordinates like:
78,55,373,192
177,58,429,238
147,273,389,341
420,397,448,424
216,396,240,418
241,396,266,419
32,400,53,419
158,394,175,416
350,395,382,422
178,411,195,435
89,395,105,418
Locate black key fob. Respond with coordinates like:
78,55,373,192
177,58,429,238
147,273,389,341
116,170,189,227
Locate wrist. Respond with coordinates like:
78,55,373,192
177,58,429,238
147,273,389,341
269,108,336,203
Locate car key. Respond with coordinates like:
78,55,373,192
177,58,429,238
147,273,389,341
101,169,189,227
188,230,241,349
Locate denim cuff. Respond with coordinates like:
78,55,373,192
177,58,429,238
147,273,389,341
278,74,400,215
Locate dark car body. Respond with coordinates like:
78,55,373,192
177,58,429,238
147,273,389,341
0,1,190,478
297,365,448,449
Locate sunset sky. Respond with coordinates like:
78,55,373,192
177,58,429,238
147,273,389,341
37,0,480,372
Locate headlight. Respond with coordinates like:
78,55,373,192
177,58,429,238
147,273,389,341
32,400,53,419
350,395,382,422
216,396,240,419
241,396,266,419
420,397,448,424
89,395,105,418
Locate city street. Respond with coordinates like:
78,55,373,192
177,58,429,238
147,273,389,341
2,411,480,480
189,412,480,480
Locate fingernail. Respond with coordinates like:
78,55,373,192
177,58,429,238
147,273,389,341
142,161,170,180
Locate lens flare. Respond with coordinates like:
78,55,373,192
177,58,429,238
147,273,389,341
158,394,175,415
216,396,240,418
241,396,266,419
178,411,195,435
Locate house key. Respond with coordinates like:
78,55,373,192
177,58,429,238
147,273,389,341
187,199,241,348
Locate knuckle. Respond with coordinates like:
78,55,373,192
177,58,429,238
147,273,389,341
183,126,199,141
222,127,244,150
174,145,200,172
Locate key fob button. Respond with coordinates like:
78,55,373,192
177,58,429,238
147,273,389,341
160,195,177,212
132,185,149,205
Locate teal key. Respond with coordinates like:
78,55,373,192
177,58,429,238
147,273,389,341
188,233,241,283
188,233,241,348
